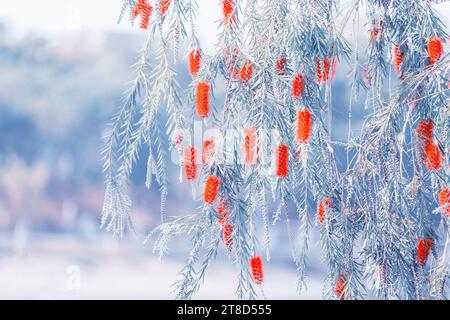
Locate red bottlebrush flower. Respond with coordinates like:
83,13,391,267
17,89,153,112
160,0,172,15
317,198,330,224
218,197,230,224
204,175,220,204
244,128,256,165
416,119,434,146
183,146,197,181
417,238,434,266
188,49,201,78
428,38,443,65
275,145,289,178
317,59,323,82
292,73,304,100
393,46,403,74
322,59,331,81
223,223,233,248
196,81,211,118
424,143,443,171
223,0,236,25
202,139,215,165
250,256,264,284
139,2,153,30
296,109,313,144
276,57,286,75
240,62,253,83
335,273,348,300
439,188,450,217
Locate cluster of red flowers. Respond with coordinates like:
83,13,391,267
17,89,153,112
416,119,442,171
393,46,403,74
427,38,443,65
183,146,197,181
292,73,305,100
317,198,330,224
239,61,253,83
196,81,211,118
296,109,313,144
250,256,264,284
417,238,434,266
188,49,201,78
132,0,153,30
335,273,348,300
244,128,256,165
218,198,233,248
439,188,450,217
275,145,289,178
317,58,337,83
222,0,236,25
204,175,220,204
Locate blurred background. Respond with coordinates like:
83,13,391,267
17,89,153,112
0,1,448,299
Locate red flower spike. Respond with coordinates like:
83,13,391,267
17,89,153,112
244,128,256,165
223,0,236,25
318,201,325,224
335,273,349,300
393,46,403,74
275,145,289,178
160,0,172,15
204,175,220,204
276,57,286,75
292,73,304,100
240,62,253,83
424,143,443,171
223,223,233,248
416,119,434,147
439,188,450,217
417,238,433,266
428,38,443,65
296,109,313,144
250,256,264,284
183,146,197,181
188,49,201,77
196,81,211,118
139,2,153,30
218,197,230,224
202,139,215,165
317,59,323,82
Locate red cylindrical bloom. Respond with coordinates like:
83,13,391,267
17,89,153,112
223,223,233,248
188,49,201,77
292,73,304,100
424,143,443,171
204,175,220,204
183,146,197,181
139,1,153,30
428,38,443,65
223,0,236,25
244,128,256,165
196,81,211,118
250,256,264,284
416,119,433,147
296,109,312,144
417,238,433,266
202,139,215,165
335,273,348,300
393,46,403,74
240,62,253,83
275,145,289,178
439,188,450,217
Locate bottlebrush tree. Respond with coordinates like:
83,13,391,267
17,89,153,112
102,0,449,300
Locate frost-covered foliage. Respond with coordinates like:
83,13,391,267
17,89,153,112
103,0,449,300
